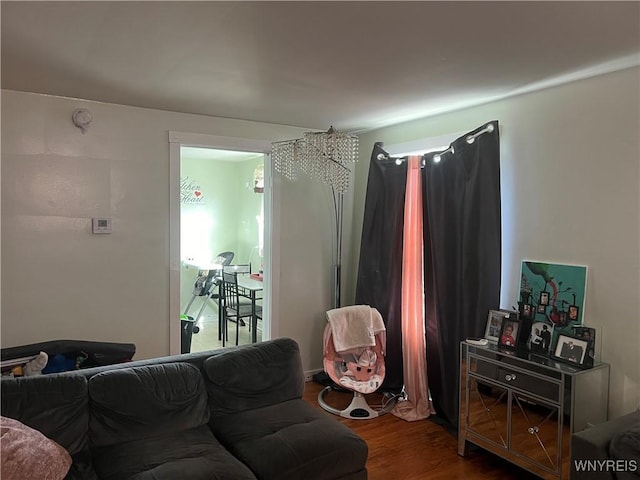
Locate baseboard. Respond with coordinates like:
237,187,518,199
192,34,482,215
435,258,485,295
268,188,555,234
303,368,323,382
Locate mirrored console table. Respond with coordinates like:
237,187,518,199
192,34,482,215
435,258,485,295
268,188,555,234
458,341,609,479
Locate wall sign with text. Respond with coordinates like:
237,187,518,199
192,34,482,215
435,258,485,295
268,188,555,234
180,177,205,205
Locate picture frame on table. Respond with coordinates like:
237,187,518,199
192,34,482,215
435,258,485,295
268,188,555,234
484,309,517,343
498,317,521,350
553,334,589,367
528,321,554,355
520,303,534,320
572,326,596,367
519,261,588,332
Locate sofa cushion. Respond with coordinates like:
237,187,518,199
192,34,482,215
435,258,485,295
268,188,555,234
88,363,208,447
210,398,368,480
1,415,72,480
64,451,99,480
202,338,304,415
610,417,640,480
571,411,640,480
1,374,88,455
92,424,256,480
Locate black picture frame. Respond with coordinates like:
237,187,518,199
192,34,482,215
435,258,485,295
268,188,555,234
539,291,550,306
498,318,521,350
520,303,534,320
568,305,580,322
558,310,568,327
484,309,518,343
572,326,596,367
553,334,589,367
528,321,554,355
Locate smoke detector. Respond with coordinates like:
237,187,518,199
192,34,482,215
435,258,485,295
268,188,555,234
72,108,93,133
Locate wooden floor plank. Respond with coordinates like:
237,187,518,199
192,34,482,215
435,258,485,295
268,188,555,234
303,381,540,480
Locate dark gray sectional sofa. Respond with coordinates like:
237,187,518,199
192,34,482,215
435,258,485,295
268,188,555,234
571,410,640,480
1,338,368,480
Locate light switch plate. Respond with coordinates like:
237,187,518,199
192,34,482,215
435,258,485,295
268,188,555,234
92,218,112,234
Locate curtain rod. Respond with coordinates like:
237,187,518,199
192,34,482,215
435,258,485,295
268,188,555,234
376,123,495,164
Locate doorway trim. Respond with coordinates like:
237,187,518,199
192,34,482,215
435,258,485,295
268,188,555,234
168,131,277,355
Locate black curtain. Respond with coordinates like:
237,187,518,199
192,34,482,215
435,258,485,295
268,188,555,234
422,121,502,426
354,143,407,391
355,122,502,423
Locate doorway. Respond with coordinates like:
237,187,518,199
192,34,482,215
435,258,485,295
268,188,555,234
169,132,277,355
181,147,265,351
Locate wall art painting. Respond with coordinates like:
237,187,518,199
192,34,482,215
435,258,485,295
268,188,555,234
518,261,587,342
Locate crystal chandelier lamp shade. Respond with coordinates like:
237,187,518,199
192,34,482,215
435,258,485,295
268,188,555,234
302,127,359,194
272,127,359,193
272,138,305,181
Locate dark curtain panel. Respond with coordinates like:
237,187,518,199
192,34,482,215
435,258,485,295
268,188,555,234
422,121,502,426
354,143,407,391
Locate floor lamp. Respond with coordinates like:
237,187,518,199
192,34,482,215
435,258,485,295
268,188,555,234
272,127,359,308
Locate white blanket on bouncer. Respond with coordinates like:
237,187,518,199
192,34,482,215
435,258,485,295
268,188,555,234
326,305,386,352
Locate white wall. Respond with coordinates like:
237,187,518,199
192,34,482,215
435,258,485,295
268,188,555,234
3,67,637,418
347,67,640,419
278,174,337,369
1,90,337,371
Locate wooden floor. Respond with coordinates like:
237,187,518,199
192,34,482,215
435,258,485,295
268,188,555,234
303,381,540,480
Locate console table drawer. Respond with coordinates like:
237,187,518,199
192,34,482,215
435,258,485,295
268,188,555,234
471,357,561,402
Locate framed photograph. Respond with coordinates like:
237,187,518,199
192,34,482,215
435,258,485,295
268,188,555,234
572,326,596,367
498,318,521,350
553,334,588,366
520,303,534,320
539,291,550,306
558,310,568,326
568,305,580,321
536,303,546,314
484,309,517,343
528,321,554,355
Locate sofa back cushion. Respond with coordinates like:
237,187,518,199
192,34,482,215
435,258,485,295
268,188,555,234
1,374,88,455
88,362,209,447
202,338,304,415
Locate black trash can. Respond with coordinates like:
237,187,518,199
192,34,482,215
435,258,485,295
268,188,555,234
180,317,198,354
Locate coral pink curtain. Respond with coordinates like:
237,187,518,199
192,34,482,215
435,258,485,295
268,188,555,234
392,156,433,421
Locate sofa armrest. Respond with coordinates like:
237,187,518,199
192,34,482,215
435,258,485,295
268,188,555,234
202,338,305,415
571,411,640,480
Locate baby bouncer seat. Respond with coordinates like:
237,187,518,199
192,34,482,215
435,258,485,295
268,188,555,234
318,305,398,419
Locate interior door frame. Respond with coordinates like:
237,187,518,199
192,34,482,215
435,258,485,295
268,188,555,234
168,131,277,355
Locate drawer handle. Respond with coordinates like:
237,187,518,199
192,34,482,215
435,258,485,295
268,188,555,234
505,374,517,382
528,426,539,435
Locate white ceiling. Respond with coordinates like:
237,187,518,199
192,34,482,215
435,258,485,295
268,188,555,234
2,1,639,133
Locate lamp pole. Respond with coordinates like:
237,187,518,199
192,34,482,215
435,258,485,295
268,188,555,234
332,186,344,309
